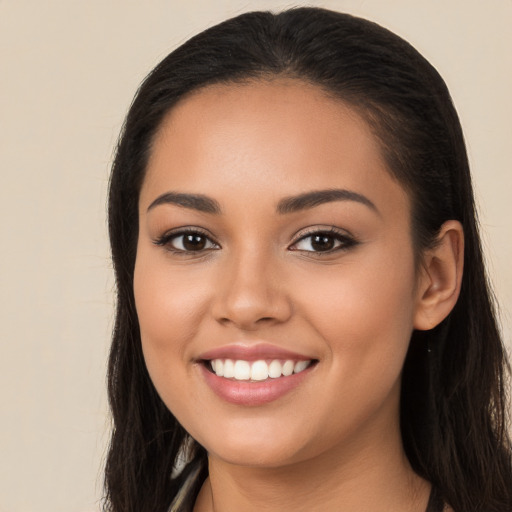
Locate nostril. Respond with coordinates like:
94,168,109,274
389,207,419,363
212,285,293,329
217,315,282,330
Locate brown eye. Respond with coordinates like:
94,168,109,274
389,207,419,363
310,234,335,251
291,229,356,253
155,230,219,253
181,233,207,251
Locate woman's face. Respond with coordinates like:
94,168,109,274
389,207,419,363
134,80,425,468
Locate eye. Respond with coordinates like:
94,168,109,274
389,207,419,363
290,229,356,253
154,229,219,253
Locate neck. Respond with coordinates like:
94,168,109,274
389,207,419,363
194,418,430,512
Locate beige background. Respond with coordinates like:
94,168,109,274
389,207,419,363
0,1,510,511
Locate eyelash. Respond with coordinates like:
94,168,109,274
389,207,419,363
290,227,358,254
153,227,220,254
153,227,358,255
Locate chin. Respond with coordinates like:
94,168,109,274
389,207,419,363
190,415,319,469
208,441,304,469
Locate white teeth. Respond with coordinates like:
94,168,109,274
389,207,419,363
223,359,234,378
251,360,269,381
294,360,309,373
210,358,312,381
268,360,282,378
215,359,224,377
233,360,251,380
282,360,294,376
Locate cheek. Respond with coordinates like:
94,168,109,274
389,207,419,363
296,247,417,376
285,251,417,446
134,249,209,341
133,250,212,404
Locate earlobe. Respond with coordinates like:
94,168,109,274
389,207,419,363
413,220,464,331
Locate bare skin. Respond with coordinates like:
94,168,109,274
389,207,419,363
193,421,430,512
134,79,463,512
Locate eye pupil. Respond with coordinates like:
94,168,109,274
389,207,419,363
183,234,206,251
311,234,335,251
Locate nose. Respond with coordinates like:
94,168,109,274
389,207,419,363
211,251,293,331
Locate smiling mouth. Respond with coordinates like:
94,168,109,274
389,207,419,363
204,358,316,382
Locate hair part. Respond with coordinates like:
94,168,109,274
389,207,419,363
105,7,511,512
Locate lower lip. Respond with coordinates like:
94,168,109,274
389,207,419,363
200,363,314,406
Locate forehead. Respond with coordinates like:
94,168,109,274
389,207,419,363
141,79,409,218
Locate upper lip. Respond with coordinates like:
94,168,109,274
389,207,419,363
197,343,314,362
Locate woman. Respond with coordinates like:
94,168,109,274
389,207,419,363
104,7,512,512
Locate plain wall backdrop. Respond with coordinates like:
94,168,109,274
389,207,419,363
1,1,510,511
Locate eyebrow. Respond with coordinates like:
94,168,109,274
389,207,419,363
146,188,378,216
277,189,379,215
147,192,221,214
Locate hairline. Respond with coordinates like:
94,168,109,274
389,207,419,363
141,73,429,271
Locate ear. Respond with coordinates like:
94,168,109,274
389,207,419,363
413,220,464,330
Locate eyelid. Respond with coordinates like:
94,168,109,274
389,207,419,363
290,225,355,242
288,226,358,253
152,225,357,254
152,226,220,252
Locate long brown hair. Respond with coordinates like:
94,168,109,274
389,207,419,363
104,8,512,511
